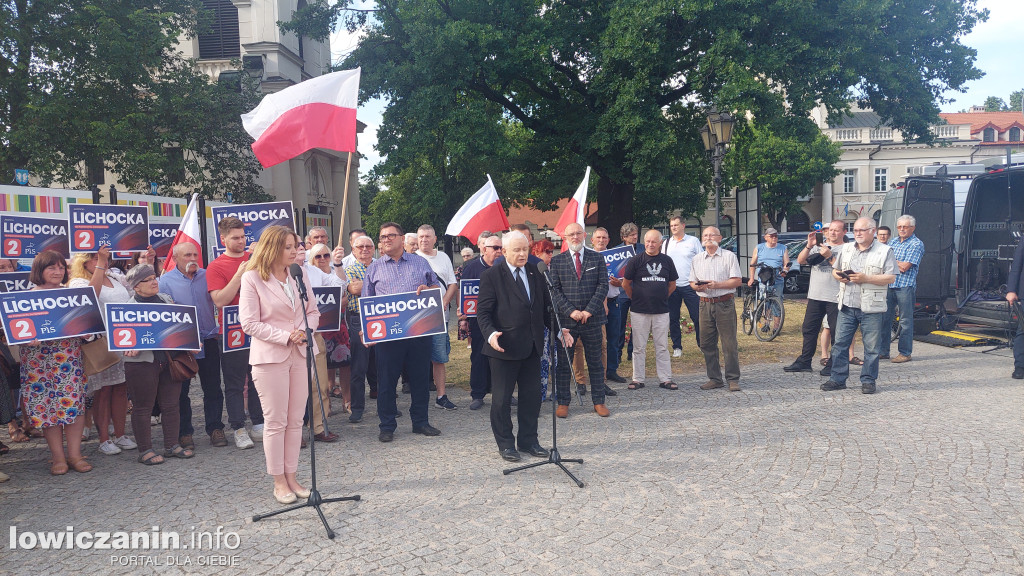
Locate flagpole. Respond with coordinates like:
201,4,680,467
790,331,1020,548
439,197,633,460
338,151,353,247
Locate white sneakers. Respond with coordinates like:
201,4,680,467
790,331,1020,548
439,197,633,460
151,415,161,426
672,349,682,358
99,440,122,455
234,428,254,449
249,424,264,442
113,435,137,450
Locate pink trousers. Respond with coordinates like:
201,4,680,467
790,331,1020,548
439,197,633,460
251,346,309,475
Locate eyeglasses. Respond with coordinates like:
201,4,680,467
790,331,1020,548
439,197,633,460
140,276,157,283
544,250,554,255
354,244,374,250
313,254,330,260
853,228,874,233
565,231,584,237
379,233,399,241
766,234,778,238
485,246,503,251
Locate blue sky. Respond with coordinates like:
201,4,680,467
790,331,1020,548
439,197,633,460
333,0,1023,178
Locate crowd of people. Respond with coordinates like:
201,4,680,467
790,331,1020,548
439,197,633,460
0,212,931,488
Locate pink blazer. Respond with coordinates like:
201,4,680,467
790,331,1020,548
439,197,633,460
238,269,320,365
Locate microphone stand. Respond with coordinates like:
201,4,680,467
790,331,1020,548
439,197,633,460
252,265,360,539
503,265,584,488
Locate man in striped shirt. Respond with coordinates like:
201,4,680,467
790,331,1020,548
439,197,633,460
884,215,925,363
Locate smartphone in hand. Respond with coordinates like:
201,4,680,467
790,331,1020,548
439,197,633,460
815,232,824,245
695,279,710,286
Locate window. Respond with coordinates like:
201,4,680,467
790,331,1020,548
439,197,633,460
874,168,888,192
1010,127,1022,142
86,157,105,186
842,169,855,194
983,127,996,142
198,0,240,59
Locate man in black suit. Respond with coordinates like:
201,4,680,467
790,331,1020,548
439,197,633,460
550,222,611,417
477,232,570,462
1005,235,1024,379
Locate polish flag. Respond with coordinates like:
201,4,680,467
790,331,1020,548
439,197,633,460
445,175,511,244
554,167,591,250
163,193,203,273
241,68,361,168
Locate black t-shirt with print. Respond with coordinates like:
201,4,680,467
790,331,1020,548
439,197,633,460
622,252,679,314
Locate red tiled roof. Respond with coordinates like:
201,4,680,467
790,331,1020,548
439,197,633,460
939,111,1024,134
504,198,599,229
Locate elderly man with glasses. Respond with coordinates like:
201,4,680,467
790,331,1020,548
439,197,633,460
821,217,897,395
883,215,924,364
459,234,505,410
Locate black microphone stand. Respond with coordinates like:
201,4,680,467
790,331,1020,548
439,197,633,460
252,265,360,539
503,266,584,487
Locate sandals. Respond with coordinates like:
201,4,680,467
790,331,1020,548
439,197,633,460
628,381,645,390
24,426,43,438
9,424,29,443
659,382,679,390
138,449,165,466
67,457,93,473
850,357,864,366
820,357,831,366
164,444,195,459
50,461,69,475
330,386,344,399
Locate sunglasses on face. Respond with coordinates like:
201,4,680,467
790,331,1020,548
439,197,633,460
314,254,330,260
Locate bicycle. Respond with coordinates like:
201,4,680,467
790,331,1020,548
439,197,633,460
742,263,785,341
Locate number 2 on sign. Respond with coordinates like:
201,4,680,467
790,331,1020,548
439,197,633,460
463,299,476,315
12,319,35,340
116,328,136,348
366,320,386,341
4,239,20,256
227,329,245,349
75,230,95,250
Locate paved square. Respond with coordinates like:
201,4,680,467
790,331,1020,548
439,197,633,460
2,341,1022,575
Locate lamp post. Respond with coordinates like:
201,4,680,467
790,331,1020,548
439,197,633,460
699,110,736,230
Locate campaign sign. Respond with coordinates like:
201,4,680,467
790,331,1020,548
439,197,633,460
0,287,105,344
358,287,446,345
458,279,480,317
68,204,149,253
0,215,70,258
221,305,251,353
600,245,636,279
0,271,36,293
313,286,342,332
211,201,294,249
104,302,201,352
149,223,180,258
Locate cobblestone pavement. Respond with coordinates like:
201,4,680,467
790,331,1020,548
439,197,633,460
2,341,1022,575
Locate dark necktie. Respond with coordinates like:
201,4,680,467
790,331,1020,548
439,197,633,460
574,251,582,279
515,267,530,303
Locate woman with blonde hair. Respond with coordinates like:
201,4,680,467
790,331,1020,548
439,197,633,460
307,242,351,415
239,226,320,504
68,246,136,455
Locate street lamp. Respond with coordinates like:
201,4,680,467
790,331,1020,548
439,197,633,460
699,110,736,230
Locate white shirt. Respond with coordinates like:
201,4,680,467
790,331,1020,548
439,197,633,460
417,249,457,321
664,234,702,287
303,261,346,289
505,261,531,302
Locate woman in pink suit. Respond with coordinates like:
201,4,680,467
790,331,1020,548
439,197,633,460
239,226,320,504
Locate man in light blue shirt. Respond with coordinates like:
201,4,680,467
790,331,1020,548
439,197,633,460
158,242,226,448
884,215,925,363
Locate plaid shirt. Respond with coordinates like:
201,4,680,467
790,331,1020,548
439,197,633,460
344,261,369,313
888,233,925,288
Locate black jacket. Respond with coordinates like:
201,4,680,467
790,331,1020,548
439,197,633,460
476,262,549,361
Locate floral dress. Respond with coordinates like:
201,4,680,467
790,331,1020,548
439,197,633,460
20,338,87,428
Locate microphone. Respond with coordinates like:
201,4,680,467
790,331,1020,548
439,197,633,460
288,263,309,301
536,261,552,285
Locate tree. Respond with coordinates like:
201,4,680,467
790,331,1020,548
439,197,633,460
1010,90,1023,113
725,117,842,230
285,1,986,236
983,96,1008,112
0,0,265,200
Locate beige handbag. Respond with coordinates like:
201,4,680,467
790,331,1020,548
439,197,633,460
82,336,120,376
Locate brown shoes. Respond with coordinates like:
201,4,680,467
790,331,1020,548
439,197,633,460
556,405,569,418
700,380,724,390
891,354,911,363
314,431,340,443
210,429,228,447
728,381,741,392
594,404,610,417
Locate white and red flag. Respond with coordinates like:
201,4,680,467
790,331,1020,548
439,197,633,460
445,175,511,244
241,68,361,168
553,167,591,250
162,193,203,273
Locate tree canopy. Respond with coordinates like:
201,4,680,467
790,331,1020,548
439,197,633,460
0,0,266,201
982,91,1023,112
287,0,986,237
